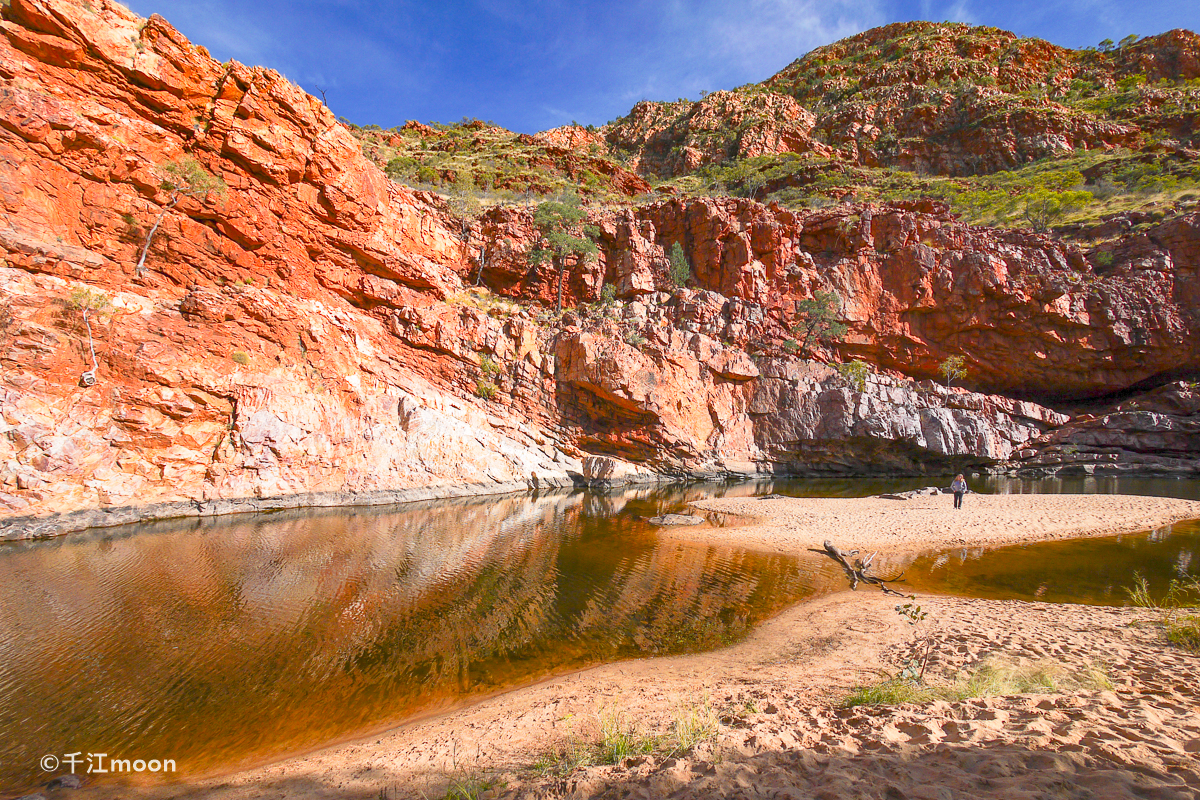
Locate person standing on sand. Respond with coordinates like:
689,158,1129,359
951,474,968,510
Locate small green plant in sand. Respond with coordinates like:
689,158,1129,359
843,657,1112,707
843,678,938,707
841,598,939,706
1126,572,1200,652
437,773,497,800
942,659,1113,700
597,708,658,763
895,598,934,683
529,708,657,777
670,694,719,754
530,739,594,777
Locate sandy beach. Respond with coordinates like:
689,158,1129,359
65,493,1200,800
688,492,1200,555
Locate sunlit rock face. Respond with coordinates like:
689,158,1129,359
481,196,1197,401
0,0,578,528
1,0,1197,533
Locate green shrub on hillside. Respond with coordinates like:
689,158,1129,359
668,242,691,288
837,359,870,391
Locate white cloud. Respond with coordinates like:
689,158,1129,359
696,0,887,77
942,0,976,24
581,0,888,128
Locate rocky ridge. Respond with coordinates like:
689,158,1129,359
605,22,1200,179
352,119,651,202
0,0,1197,536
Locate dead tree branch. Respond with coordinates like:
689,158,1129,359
135,191,179,275
809,540,907,596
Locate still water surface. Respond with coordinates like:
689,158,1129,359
0,475,1196,791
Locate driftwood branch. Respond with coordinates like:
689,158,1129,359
808,540,907,596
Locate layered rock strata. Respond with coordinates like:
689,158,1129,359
1015,382,1200,475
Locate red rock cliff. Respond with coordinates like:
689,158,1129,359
474,197,1199,401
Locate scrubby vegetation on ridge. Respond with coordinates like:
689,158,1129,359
349,118,657,208
343,21,1200,242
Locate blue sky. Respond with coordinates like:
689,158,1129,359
124,0,1199,133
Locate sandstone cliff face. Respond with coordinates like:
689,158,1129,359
475,197,1199,401
553,318,1067,477
0,0,474,300
0,0,1196,534
0,263,585,533
0,0,582,532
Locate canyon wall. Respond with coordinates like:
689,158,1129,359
477,197,1199,400
1,0,1197,536
0,0,583,535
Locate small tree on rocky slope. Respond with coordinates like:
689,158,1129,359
668,241,691,288
1021,186,1093,233
530,192,599,314
786,290,848,358
135,157,226,275
939,355,968,390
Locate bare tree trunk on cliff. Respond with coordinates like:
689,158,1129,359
136,157,226,276
556,258,566,314
135,192,179,275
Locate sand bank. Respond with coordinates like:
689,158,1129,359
686,491,1200,555
85,592,1200,800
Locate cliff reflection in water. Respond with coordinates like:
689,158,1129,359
0,484,816,790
